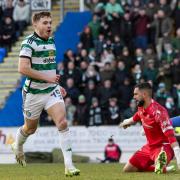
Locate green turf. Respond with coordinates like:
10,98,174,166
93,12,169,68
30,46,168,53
0,163,179,180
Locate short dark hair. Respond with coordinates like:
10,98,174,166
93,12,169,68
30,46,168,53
135,82,152,97
32,11,51,23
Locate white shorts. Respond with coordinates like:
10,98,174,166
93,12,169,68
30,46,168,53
22,85,64,120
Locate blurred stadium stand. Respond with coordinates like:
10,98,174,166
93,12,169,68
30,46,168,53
55,11,92,62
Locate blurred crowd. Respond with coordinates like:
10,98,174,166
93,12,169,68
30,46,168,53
41,0,180,127
0,0,30,52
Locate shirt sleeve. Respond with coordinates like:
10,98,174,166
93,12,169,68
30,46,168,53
19,40,33,59
155,107,177,144
155,107,174,133
133,112,140,122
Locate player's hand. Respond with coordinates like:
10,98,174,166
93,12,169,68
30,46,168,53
176,155,180,169
140,127,145,136
173,146,180,169
176,157,180,169
60,86,67,98
46,74,60,84
119,119,131,129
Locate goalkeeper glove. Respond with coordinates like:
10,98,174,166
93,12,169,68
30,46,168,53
119,118,133,129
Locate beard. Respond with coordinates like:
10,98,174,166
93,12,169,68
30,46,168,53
136,99,145,107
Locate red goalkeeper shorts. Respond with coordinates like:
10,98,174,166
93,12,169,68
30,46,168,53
129,143,174,171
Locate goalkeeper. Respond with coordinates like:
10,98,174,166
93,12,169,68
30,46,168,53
119,82,180,174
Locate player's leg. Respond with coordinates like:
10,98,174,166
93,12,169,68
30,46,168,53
12,92,43,167
12,118,39,167
123,144,153,172
141,144,175,173
153,144,174,174
46,87,80,176
143,164,175,173
47,102,80,176
123,162,139,172
154,151,167,174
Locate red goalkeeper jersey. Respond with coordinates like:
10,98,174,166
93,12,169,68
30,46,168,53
133,99,174,148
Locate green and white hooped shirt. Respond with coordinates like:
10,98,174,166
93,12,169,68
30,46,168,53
19,32,57,94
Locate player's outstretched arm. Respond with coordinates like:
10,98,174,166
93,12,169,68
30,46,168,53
119,117,134,129
171,142,180,169
18,57,60,83
159,110,180,169
163,127,180,169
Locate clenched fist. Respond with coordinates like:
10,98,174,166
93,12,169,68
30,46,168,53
60,86,67,98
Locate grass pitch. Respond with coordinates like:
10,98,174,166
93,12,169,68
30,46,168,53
0,163,180,180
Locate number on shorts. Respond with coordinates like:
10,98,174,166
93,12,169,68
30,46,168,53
51,89,62,99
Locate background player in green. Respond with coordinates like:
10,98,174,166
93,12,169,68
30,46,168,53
11,11,80,177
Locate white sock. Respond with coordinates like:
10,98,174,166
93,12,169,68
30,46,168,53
59,128,73,168
14,127,29,151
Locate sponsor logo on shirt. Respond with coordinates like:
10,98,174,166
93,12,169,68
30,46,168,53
49,50,55,56
43,57,55,63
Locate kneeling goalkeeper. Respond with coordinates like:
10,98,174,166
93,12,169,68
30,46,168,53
119,82,180,174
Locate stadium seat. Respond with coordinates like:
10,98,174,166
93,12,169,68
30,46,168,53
0,48,6,63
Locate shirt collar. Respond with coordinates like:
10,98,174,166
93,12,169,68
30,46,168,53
34,32,49,41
